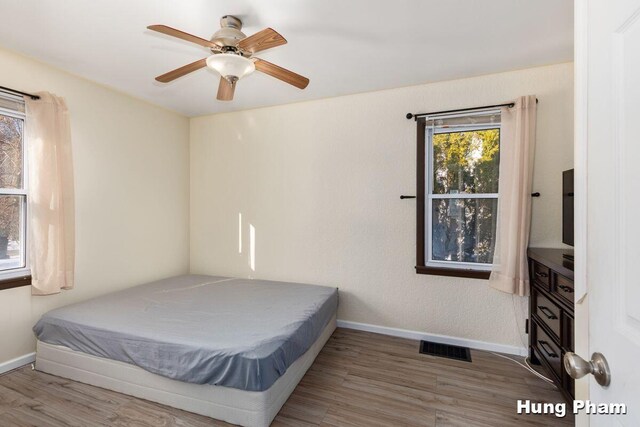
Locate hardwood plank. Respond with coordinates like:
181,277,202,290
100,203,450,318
436,376,545,407
108,400,225,427
275,394,329,425
436,410,498,427
346,361,438,392
437,408,573,427
296,380,436,426
435,409,548,427
0,383,36,416
322,404,435,427
353,347,546,389
0,371,48,400
0,328,571,426
271,414,320,427
0,401,94,427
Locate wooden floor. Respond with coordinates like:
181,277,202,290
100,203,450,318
0,328,573,426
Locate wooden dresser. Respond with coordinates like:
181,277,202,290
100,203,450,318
527,247,575,402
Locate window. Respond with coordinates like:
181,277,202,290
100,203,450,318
0,92,29,288
416,109,501,279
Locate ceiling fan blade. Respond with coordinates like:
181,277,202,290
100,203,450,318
155,58,208,83
217,77,236,101
237,28,287,54
148,24,218,49
254,59,309,89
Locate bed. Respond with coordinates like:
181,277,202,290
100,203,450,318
33,275,338,427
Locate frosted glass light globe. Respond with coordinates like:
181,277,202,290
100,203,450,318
206,54,255,80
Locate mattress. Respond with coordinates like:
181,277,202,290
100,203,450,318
33,275,338,392
36,315,336,427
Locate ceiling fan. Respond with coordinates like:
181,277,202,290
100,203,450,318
148,16,309,101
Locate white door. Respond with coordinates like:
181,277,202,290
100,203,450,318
576,0,640,425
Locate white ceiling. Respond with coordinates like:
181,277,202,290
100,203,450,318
0,0,573,117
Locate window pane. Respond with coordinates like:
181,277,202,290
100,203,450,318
431,198,497,264
0,195,24,270
0,114,24,189
432,129,499,194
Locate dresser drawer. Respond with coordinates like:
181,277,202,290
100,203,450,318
563,311,574,352
532,261,551,290
532,288,561,340
552,273,574,305
527,249,574,404
563,361,575,398
532,320,563,381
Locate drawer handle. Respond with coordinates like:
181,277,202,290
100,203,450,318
538,340,559,359
538,305,558,320
558,285,574,293
535,271,548,278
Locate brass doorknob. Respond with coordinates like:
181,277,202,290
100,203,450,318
564,352,611,387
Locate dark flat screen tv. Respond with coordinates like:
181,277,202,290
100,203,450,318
562,169,574,246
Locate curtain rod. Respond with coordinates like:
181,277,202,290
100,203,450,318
406,99,538,121
0,85,40,100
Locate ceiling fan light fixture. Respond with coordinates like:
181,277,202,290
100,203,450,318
206,53,255,81
148,19,309,102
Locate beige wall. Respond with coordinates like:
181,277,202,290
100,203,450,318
190,63,574,350
0,48,190,364
0,52,573,364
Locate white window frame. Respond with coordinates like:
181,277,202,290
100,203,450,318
424,109,500,272
0,92,29,281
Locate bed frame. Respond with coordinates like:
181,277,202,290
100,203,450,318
35,314,336,427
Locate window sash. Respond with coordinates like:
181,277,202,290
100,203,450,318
425,196,498,271
0,105,26,120
0,104,27,193
0,189,28,196
0,195,28,272
0,91,26,116
429,193,498,199
424,119,500,270
422,108,501,123
0,93,28,278
431,124,501,134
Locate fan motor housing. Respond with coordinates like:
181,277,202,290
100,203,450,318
211,15,246,48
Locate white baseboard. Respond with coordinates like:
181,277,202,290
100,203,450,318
336,320,528,357
0,352,36,375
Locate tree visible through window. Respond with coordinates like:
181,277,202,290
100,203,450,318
0,94,27,275
417,109,500,277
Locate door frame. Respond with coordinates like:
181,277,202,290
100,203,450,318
574,0,590,425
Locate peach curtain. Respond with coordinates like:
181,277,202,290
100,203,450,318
489,95,537,296
25,93,75,295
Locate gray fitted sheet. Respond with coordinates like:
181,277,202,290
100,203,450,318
33,275,338,392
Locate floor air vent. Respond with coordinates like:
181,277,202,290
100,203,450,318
419,341,472,362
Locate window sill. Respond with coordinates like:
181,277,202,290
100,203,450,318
0,274,32,291
415,265,490,280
